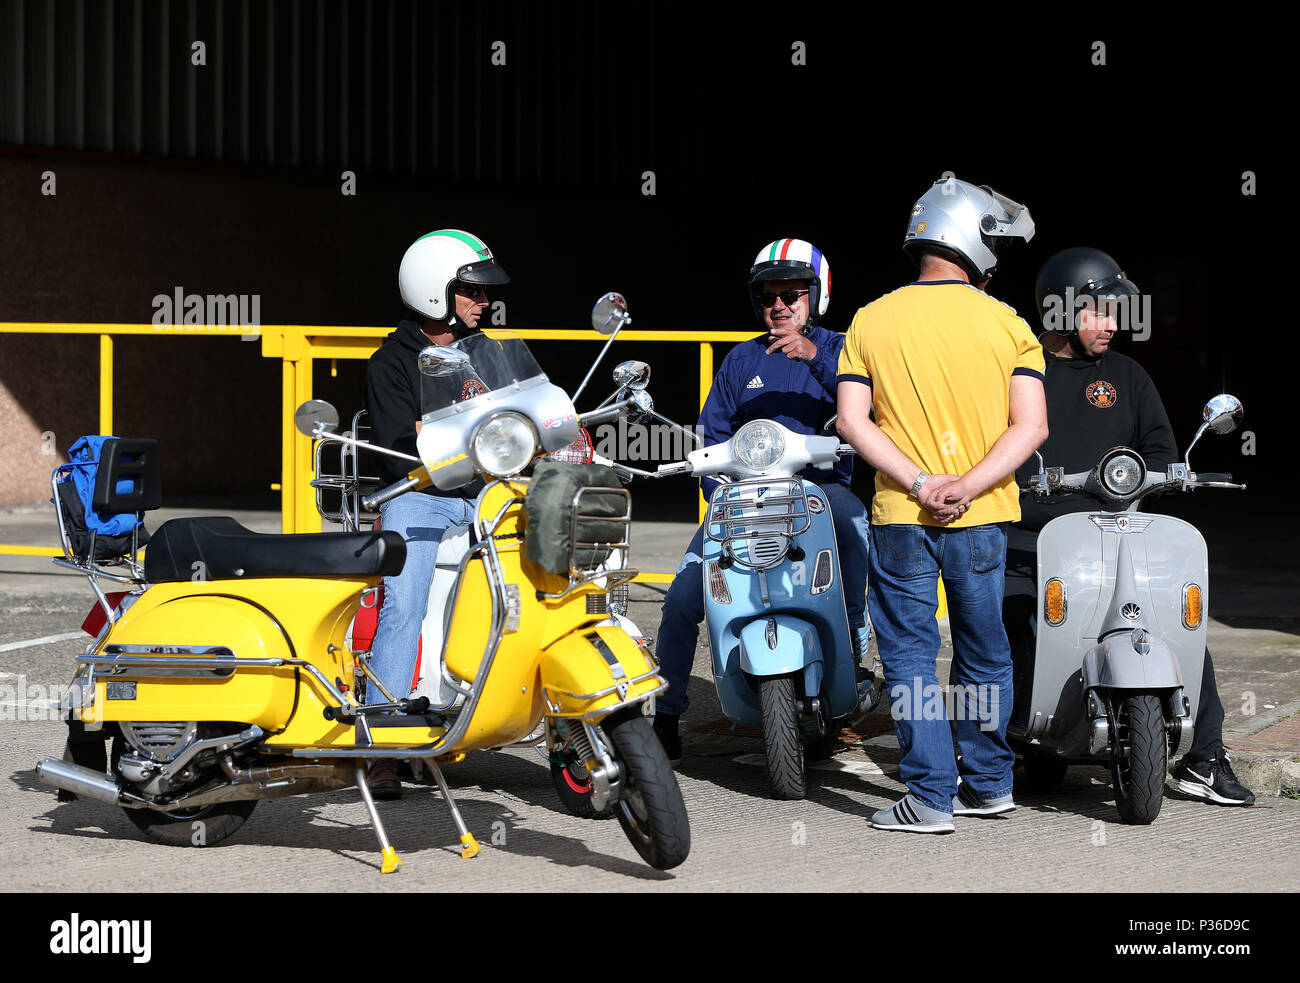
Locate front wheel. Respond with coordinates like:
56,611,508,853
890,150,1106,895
602,710,690,870
549,754,614,820
1111,693,1167,825
759,676,806,799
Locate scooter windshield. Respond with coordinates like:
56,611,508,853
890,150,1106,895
420,330,545,421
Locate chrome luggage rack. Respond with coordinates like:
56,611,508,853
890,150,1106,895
311,410,384,531
705,477,810,571
50,465,147,626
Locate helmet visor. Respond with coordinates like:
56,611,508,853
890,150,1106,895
456,258,511,286
1081,272,1139,302
750,260,816,284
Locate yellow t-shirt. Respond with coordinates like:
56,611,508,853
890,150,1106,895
837,280,1045,528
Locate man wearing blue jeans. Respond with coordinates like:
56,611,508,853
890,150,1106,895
837,178,1047,833
652,238,871,766
362,229,510,798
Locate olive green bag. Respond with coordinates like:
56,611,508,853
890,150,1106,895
523,460,629,575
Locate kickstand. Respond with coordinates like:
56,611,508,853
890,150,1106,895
355,764,402,874
425,759,481,859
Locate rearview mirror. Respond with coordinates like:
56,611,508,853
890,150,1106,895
294,400,339,437
613,360,651,390
1202,393,1243,435
418,345,472,377
591,292,631,335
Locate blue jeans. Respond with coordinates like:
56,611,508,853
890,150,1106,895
653,480,870,716
869,522,1013,813
367,492,476,701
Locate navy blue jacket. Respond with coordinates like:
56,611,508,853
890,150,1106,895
696,323,852,499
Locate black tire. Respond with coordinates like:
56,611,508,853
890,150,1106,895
1022,754,1068,793
602,711,691,870
759,676,806,800
112,736,256,846
549,755,615,820
1111,693,1167,825
123,799,257,846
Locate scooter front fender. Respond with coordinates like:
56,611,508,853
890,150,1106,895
1083,636,1184,692
738,615,823,681
540,625,663,720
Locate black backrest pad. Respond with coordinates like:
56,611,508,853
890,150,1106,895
94,438,162,513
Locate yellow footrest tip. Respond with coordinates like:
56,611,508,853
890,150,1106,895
381,847,403,874
460,833,481,859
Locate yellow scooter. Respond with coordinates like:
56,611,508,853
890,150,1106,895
36,294,690,872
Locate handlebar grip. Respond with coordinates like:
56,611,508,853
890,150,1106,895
362,476,421,511
1195,473,1233,483
578,406,623,428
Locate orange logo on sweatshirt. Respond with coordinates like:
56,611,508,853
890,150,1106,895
1086,380,1118,408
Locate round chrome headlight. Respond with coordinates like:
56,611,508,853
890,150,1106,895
1098,448,1145,497
470,412,537,477
733,420,786,472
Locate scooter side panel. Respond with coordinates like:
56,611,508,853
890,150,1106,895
85,590,297,730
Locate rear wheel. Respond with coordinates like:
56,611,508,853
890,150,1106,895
602,710,690,870
1111,694,1167,825
112,735,256,846
123,799,257,846
759,676,806,799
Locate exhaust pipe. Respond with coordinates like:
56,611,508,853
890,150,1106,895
36,758,124,805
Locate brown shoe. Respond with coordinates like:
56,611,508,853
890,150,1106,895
366,759,403,800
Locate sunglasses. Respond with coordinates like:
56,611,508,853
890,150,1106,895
758,289,810,309
455,283,488,300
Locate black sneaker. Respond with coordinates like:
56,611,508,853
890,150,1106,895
652,713,682,768
1171,749,1255,806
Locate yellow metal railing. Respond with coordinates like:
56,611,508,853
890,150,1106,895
0,323,731,584
0,322,950,617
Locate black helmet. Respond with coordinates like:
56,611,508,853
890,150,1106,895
1034,247,1140,334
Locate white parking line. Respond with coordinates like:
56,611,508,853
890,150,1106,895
0,631,86,653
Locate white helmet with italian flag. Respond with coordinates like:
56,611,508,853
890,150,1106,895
749,238,832,322
398,229,510,324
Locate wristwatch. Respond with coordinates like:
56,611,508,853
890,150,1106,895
909,472,929,499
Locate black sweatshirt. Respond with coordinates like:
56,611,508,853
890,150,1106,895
1007,342,1178,556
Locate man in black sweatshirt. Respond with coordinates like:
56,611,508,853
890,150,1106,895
361,229,510,798
1004,247,1253,806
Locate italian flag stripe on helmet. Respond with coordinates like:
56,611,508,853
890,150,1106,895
418,229,492,258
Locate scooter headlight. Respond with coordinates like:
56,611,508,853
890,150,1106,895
470,412,537,477
1098,448,1145,497
733,420,786,472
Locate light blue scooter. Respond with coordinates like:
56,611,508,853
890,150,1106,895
656,419,881,799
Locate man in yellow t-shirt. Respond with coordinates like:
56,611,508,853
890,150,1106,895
836,176,1048,834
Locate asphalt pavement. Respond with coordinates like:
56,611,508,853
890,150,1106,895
1,506,1297,891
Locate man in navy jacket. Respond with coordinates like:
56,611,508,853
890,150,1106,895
651,239,870,764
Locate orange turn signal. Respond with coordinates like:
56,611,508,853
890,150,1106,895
1183,583,1203,629
1044,578,1067,626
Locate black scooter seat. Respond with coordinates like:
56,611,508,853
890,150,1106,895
144,517,406,583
